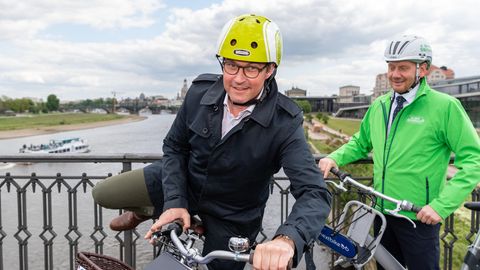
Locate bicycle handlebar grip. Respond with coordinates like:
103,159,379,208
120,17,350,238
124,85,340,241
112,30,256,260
411,205,422,213
248,253,292,270
329,167,349,180
165,222,183,235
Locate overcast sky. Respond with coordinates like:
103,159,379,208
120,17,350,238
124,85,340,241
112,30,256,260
1,0,479,101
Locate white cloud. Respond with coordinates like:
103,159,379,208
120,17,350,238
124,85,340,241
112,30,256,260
0,0,164,40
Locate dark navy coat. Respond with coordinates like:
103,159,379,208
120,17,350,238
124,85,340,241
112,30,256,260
161,73,331,264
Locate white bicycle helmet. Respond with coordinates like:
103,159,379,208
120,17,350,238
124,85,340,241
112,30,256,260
384,35,432,68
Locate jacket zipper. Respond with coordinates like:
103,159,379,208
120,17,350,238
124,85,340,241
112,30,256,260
425,177,430,204
380,97,403,210
381,102,389,210
378,87,427,212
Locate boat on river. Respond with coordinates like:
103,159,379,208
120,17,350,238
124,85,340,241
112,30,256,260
19,138,90,154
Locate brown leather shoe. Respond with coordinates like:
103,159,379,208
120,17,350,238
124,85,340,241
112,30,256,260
109,211,150,231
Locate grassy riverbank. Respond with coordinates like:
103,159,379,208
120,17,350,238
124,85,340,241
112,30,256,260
0,113,145,140
0,113,130,131
325,117,361,136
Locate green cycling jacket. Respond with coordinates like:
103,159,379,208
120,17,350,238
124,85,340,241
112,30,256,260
329,78,480,219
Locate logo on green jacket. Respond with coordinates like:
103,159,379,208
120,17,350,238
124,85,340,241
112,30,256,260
407,116,425,124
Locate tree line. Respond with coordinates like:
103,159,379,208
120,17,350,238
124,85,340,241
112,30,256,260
60,98,115,111
0,95,116,114
0,94,60,114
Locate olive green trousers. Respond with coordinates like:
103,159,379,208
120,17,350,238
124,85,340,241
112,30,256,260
92,168,155,216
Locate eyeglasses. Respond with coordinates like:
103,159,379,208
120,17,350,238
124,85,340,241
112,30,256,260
221,60,268,79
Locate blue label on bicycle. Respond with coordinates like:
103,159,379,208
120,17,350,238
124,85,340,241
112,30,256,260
317,225,357,258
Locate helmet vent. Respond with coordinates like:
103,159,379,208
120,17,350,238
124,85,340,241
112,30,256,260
251,42,258,49
391,41,401,55
256,19,260,24
397,41,410,54
230,39,237,46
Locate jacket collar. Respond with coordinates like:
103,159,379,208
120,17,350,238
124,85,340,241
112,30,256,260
200,78,225,106
200,75,278,128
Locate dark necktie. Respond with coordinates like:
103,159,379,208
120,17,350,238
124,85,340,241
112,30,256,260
392,96,406,121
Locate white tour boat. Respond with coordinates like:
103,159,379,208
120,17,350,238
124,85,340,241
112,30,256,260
19,138,90,154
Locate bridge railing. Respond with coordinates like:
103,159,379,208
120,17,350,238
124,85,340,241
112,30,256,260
0,154,473,270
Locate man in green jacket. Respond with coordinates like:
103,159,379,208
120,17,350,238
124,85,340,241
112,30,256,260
319,35,480,270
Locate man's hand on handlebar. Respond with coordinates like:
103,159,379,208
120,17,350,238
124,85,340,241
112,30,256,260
253,236,294,270
417,205,442,225
318,157,338,179
144,208,190,244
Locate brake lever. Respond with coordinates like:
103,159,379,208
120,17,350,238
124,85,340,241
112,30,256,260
325,180,347,192
386,205,417,228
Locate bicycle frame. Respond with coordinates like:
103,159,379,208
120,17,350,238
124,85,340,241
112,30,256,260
317,168,421,270
317,200,386,268
461,202,480,270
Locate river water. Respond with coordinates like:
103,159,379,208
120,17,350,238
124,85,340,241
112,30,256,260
0,114,329,270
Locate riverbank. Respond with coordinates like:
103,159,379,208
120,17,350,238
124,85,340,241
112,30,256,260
0,115,146,140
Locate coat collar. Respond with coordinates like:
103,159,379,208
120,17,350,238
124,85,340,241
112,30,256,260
200,75,278,128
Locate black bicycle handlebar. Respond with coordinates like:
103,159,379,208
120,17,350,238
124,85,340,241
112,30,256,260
165,222,183,236
330,167,349,180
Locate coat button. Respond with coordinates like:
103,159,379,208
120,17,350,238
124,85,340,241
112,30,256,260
202,128,208,134
213,105,219,112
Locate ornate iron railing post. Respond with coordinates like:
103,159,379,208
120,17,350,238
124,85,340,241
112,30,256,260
121,161,135,268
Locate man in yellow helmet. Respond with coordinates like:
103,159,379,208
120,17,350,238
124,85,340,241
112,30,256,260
93,14,331,270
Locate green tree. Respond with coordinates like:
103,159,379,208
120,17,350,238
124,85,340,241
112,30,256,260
294,100,312,113
3,97,34,113
0,97,5,113
322,114,330,124
46,94,60,112
305,114,313,123
31,102,47,114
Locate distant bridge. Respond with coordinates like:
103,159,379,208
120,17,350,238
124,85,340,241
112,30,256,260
60,103,180,115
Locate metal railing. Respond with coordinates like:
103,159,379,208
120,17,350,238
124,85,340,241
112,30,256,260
0,154,475,270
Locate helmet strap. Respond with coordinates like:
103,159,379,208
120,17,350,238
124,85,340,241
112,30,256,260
407,62,421,92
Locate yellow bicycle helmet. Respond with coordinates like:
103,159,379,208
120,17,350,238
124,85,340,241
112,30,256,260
216,14,283,66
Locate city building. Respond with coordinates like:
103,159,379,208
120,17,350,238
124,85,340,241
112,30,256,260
290,96,337,113
426,65,455,83
339,85,360,103
177,79,189,100
372,73,390,101
431,75,480,127
285,86,307,97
